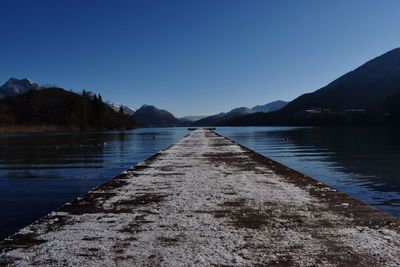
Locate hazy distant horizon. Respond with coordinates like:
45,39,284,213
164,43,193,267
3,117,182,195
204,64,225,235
1,0,400,117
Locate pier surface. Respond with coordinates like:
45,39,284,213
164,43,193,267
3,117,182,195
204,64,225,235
1,129,400,266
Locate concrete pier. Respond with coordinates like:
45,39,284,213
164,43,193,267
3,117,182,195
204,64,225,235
1,129,400,266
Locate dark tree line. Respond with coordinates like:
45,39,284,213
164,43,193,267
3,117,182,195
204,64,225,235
0,87,136,131
380,92,400,124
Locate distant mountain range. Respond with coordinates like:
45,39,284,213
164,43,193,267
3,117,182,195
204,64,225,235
128,100,287,127
5,47,400,129
192,100,287,126
252,100,288,113
132,105,190,127
222,47,400,126
181,115,207,122
130,100,287,127
106,101,136,116
0,78,39,97
0,78,289,128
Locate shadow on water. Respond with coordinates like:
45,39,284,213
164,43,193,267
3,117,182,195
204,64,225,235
0,128,188,239
217,126,400,217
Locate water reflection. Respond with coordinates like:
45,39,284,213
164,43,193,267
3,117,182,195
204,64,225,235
2,126,399,240
217,126,400,217
0,128,187,239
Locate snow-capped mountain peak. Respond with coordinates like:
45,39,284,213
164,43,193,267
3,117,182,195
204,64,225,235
105,101,136,116
0,78,39,97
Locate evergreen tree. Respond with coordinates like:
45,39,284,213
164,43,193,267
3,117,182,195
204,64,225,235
0,88,136,130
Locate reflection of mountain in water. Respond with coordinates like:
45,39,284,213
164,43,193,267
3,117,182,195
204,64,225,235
277,127,400,192
216,126,400,216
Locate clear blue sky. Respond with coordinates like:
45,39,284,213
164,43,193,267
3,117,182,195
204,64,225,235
1,0,400,117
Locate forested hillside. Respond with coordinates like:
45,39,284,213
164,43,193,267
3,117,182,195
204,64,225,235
0,88,136,131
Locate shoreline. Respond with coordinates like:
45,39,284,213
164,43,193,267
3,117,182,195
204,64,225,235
1,124,399,134
0,124,136,133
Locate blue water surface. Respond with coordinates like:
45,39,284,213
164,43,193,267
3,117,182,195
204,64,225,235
0,128,187,239
216,126,400,217
1,126,400,240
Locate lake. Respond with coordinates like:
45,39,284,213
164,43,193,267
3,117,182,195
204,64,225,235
1,126,399,240
217,126,400,217
0,128,188,240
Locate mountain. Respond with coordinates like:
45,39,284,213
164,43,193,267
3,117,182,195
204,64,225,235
380,92,400,123
223,48,400,126
180,115,207,122
0,87,136,131
227,107,253,116
106,101,136,116
284,48,400,112
192,101,287,126
132,105,189,127
0,78,39,97
191,112,227,126
251,100,287,113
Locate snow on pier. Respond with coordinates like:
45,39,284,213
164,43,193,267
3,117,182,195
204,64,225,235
1,129,400,266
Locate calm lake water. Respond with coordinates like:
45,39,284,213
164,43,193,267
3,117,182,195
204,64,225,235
0,128,188,239
1,126,399,240
217,126,400,217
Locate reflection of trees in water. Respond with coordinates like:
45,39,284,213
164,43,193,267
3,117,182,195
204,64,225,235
118,131,126,157
271,126,400,192
6,170,63,180
0,129,188,241
217,126,400,216
0,132,113,171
